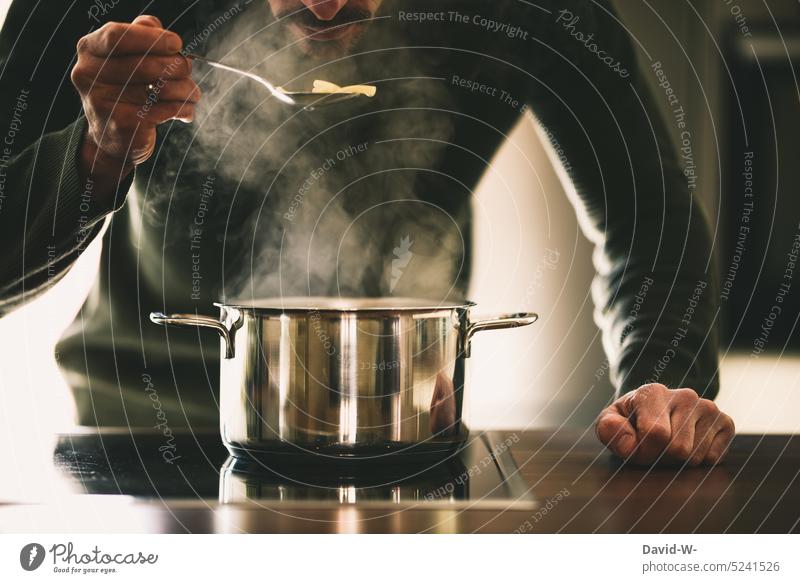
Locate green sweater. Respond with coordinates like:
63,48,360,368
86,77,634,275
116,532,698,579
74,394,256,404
0,0,720,427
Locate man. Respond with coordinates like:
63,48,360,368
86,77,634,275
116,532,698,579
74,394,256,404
0,0,734,466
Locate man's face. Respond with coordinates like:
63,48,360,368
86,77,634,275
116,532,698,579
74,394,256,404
267,0,382,56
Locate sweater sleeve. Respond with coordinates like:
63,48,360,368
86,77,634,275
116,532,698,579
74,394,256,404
523,1,720,398
0,0,131,314
0,117,130,313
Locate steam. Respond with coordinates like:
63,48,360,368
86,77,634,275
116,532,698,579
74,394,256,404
153,2,466,303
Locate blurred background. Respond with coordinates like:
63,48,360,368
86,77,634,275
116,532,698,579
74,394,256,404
0,0,797,439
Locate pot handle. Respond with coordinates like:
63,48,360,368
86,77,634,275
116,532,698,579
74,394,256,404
465,312,539,357
149,312,236,359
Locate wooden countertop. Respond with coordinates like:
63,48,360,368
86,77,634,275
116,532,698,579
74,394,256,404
0,429,797,533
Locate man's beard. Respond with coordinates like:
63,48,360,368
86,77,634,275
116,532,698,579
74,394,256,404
272,4,374,56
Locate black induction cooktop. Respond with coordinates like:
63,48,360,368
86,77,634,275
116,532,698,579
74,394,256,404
53,430,536,510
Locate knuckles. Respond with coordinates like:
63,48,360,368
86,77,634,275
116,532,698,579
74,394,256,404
135,14,162,27
75,34,90,55
637,420,671,446
70,63,89,91
97,21,127,53
665,438,693,461
631,383,669,405
670,387,700,405
695,398,719,416
721,412,735,430
634,384,723,420
594,412,617,443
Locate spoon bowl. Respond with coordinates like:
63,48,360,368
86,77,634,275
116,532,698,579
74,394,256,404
187,53,368,111
279,91,366,110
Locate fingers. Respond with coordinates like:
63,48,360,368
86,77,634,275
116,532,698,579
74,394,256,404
687,400,735,466
597,383,736,468
706,413,735,465
663,389,697,463
75,53,191,86
627,385,672,464
136,100,197,124
72,16,195,169
106,99,196,124
89,78,200,107
78,21,182,57
81,81,197,125
596,407,637,459
687,399,719,465
132,15,163,28
93,100,195,133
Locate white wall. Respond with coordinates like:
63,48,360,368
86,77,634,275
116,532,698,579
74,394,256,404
468,114,612,429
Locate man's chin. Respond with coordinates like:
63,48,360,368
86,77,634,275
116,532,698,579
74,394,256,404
288,22,364,57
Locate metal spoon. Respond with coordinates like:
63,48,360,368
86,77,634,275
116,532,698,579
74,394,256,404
187,53,365,110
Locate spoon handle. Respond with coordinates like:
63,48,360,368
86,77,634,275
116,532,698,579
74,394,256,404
186,53,229,70
185,53,295,105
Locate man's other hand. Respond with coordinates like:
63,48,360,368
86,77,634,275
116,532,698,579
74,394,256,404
595,383,735,466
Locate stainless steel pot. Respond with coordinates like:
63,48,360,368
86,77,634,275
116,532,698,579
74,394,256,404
150,298,537,462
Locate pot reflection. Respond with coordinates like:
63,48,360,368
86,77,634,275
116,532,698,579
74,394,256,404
218,456,469,505
430,372,457,436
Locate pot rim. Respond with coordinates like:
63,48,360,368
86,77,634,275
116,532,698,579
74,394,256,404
215,296,475,314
